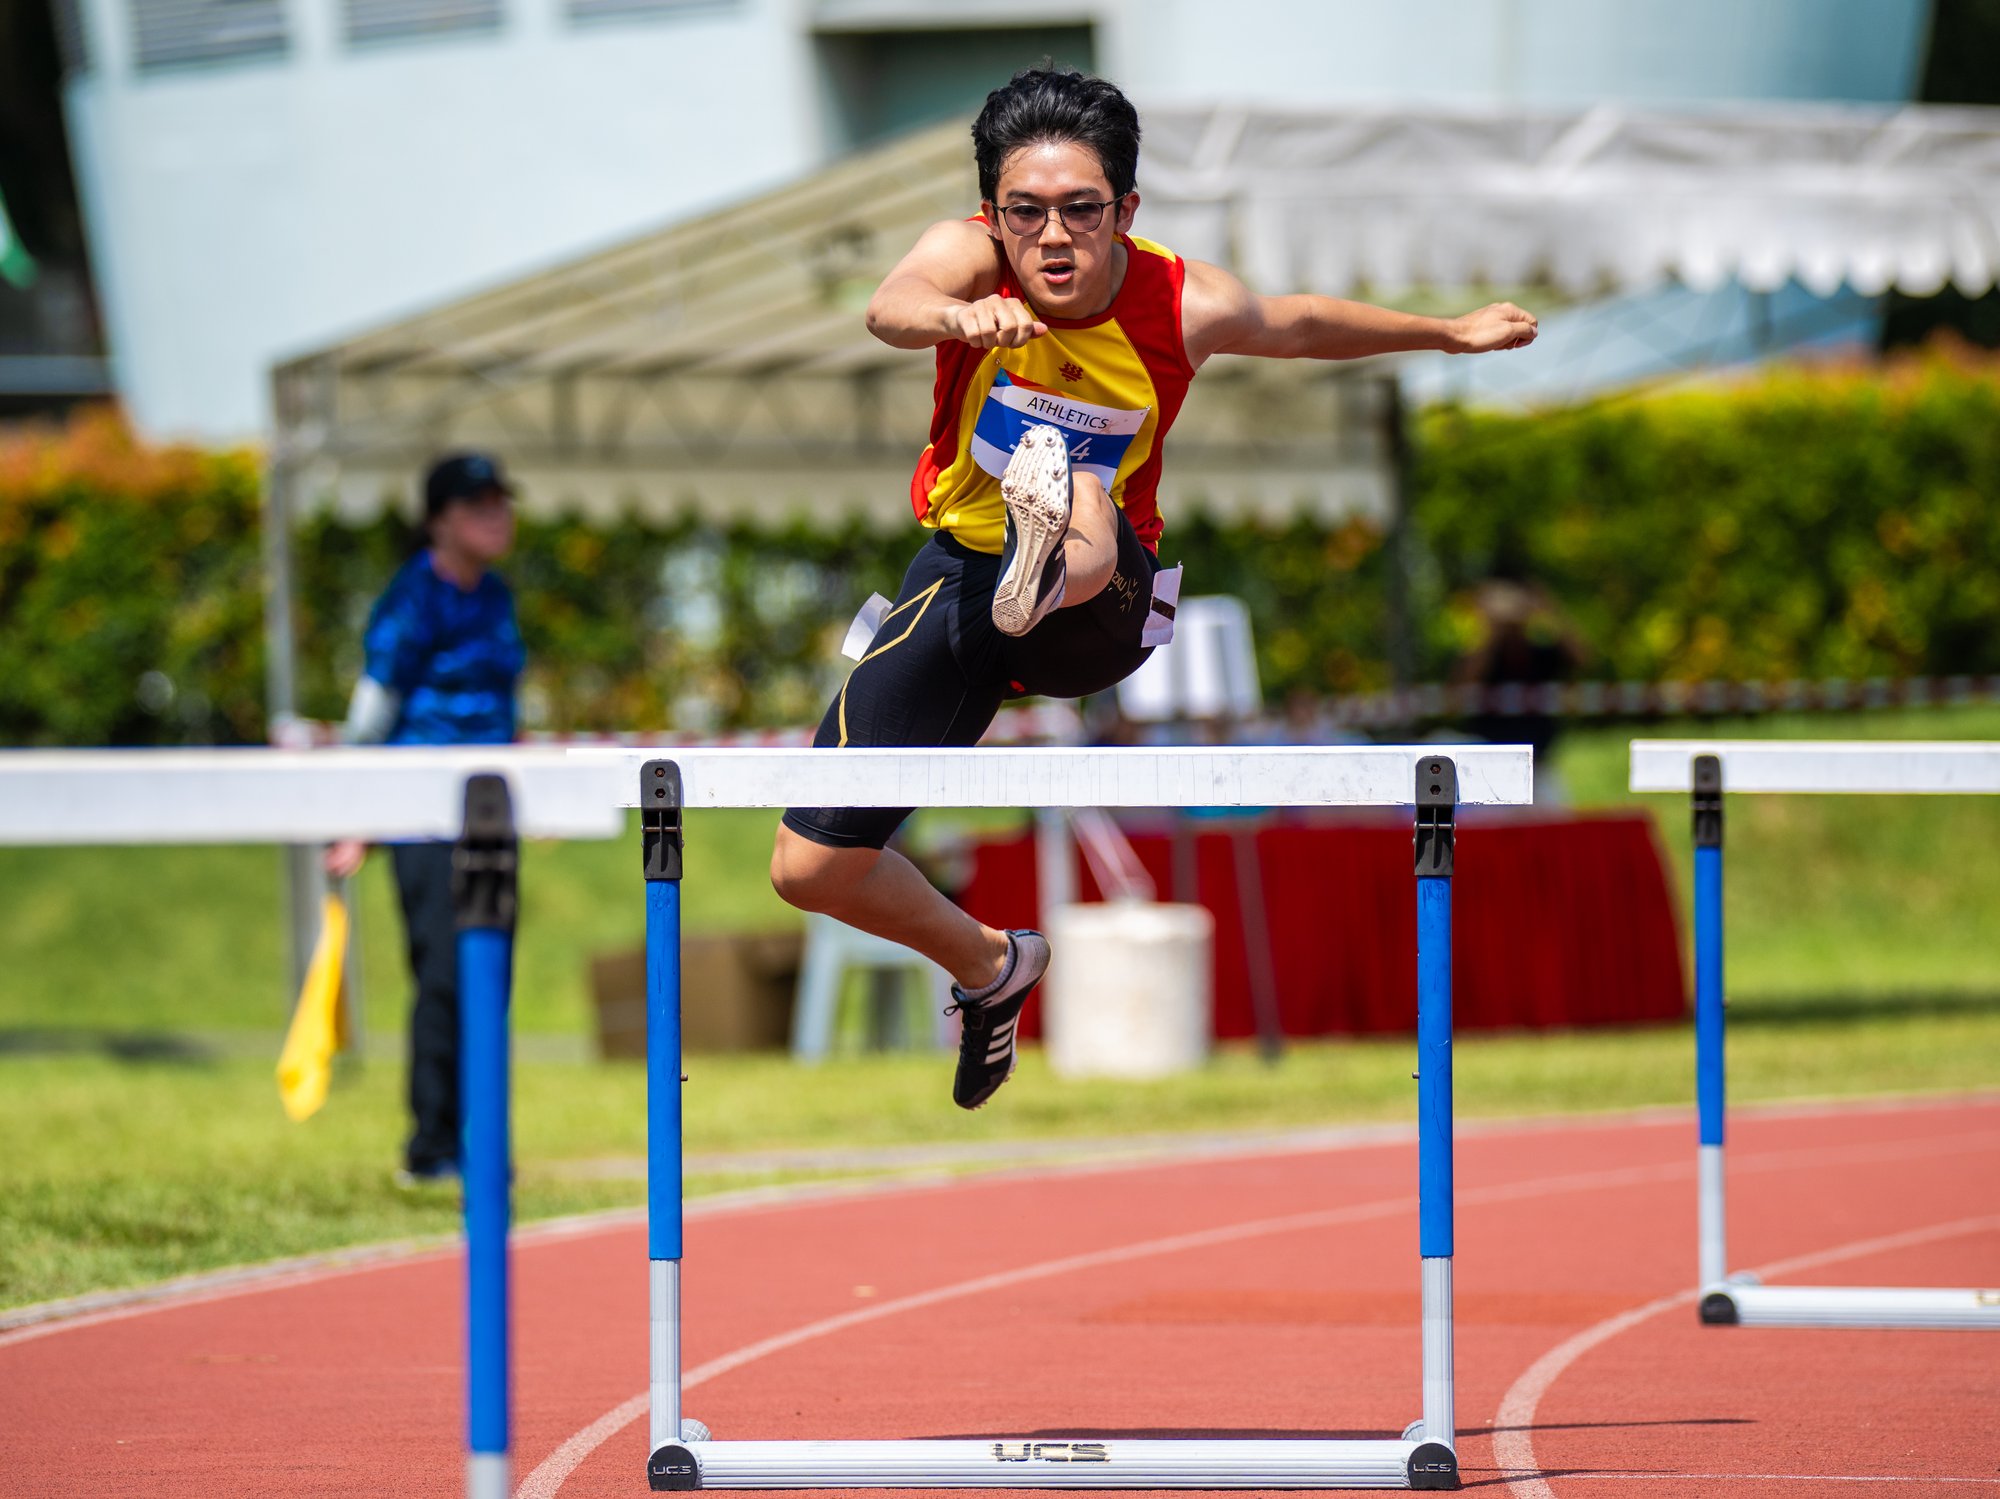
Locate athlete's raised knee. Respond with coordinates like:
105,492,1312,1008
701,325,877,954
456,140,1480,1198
1061,471,1118,605
770,824,879,914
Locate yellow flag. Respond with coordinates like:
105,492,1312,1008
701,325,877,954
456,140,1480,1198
277,892,350,1121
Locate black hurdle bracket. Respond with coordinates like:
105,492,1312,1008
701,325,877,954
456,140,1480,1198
1699,1290,1742,1325
1414,756,1457,878
453,773,519,932
1692,753,1724,850
642,759,684,883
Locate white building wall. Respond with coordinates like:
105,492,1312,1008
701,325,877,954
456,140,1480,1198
66,0,820,437
66,0,1931,439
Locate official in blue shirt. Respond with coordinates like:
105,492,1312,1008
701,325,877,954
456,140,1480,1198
325,452,524,1183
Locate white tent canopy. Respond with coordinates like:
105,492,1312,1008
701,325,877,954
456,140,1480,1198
1139,103,2000,301
270,100,2000,518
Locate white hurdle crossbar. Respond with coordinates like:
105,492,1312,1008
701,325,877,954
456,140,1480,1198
584,743,1534,810
0,745,631,844
574,743,1535,1493
0,744,1529,843
1631,740,2000,1332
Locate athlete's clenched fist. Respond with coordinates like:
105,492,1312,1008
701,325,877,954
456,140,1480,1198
1444,302,1538,354
944,294,1048,349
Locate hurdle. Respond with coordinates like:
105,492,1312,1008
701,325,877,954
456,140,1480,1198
0,745,624,1499
568,742,1537,1492
1631,740,2000,1331
0,742,1533,1490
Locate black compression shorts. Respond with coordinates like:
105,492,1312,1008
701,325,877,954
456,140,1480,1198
781,511,1162,850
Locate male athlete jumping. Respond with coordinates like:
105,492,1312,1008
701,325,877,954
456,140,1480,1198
773,68,1536,1109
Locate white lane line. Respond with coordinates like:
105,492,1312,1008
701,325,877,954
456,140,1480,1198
517,1132,2000,1498
1494,1212,2000,1499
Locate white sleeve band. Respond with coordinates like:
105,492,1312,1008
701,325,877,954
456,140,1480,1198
341,677,402,745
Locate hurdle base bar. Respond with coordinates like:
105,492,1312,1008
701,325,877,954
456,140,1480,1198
1699,1283,2000,1330
648,1438,1458,1491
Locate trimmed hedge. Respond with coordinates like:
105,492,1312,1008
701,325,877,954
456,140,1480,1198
294,510,908,737
0,411,267,745
4,345,1999,746
1413,346,2000,683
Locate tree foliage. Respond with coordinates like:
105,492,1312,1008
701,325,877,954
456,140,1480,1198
5,344,2000,746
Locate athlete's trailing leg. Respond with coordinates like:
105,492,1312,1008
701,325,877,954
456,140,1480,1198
770,828,1047,1110
769,829,1008,990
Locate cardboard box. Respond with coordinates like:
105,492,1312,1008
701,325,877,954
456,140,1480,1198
590,930,803,1057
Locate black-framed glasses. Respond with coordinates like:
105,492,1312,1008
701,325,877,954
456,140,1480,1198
994,200,1118,236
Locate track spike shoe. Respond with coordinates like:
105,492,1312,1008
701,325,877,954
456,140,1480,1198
946,929,1050,1109
992,425,1072,637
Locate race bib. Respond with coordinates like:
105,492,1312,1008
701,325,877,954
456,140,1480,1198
968,371,1149,490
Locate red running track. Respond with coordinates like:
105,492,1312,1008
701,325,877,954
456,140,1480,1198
3,1096,1998,1498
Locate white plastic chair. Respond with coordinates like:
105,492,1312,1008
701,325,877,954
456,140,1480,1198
790,914,957,1061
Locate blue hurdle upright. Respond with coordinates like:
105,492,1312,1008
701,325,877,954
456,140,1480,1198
637,752,1469,1491
454,774,519,1499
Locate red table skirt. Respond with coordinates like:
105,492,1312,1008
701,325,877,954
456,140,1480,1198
959,813,1687,1039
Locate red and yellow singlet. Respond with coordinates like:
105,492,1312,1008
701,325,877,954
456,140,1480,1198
910,232,1195,555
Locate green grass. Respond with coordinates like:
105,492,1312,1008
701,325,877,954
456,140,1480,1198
0,808,808,1037
6,1003,1996,1312
5,704,2000,1312
0,808,1022,1037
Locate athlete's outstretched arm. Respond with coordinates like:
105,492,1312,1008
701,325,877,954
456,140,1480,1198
865,219,1051,351
1180,258,1536,366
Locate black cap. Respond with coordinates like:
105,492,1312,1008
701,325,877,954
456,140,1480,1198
424,452,513,518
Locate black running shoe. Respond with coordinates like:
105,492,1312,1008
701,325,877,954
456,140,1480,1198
991,426,1071,637
947,929,1051,1110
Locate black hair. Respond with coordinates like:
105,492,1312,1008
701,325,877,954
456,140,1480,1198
972,65,1141,204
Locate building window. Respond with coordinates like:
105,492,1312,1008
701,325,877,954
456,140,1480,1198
346,0,502,45
817,25,1095,150
129,0,288,70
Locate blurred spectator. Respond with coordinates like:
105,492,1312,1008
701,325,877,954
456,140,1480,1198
323,452,524,1185
1453,566,1585,800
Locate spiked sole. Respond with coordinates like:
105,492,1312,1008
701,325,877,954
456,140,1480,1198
992,427,1072,638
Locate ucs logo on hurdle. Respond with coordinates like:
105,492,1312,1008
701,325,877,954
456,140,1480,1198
991,1441,1111,1464
649,1445,700,1490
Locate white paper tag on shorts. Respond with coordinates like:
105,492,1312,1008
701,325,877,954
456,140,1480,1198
841,593,895,660
1141,565,1183,648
